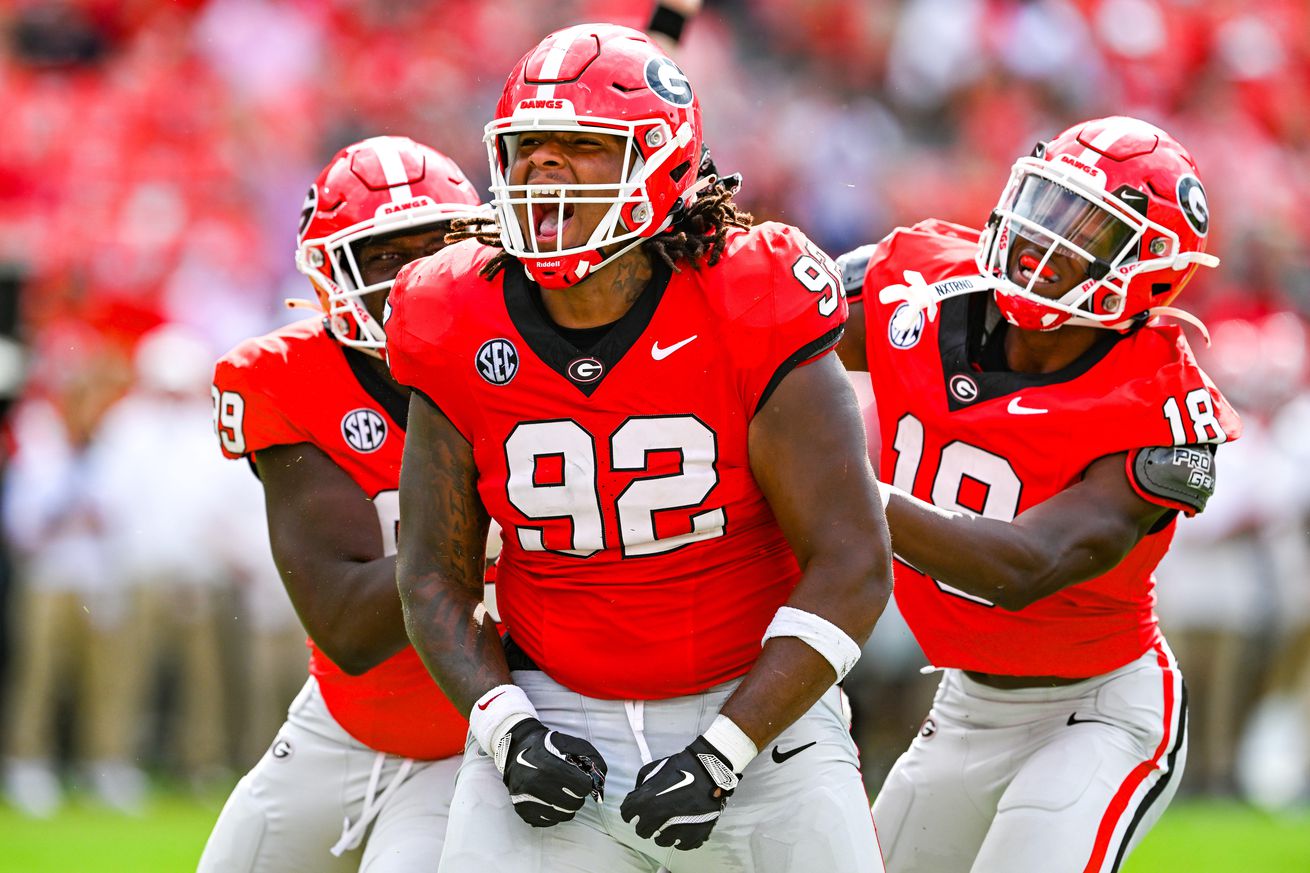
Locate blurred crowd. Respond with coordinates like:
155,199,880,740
0,0,1307,817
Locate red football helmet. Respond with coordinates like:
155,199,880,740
295,136,484,355
484,23,703,289
976,116,1219,332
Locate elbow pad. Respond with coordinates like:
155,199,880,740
1128,444,1217,517
835,244,877,305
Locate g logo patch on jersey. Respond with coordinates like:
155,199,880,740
477,338,519,386
342,408,387,453
566,357,605,384
888,302,925,349
645,56,694,107
949,374,979,403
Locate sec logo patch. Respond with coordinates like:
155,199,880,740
477,338,519,386
888,302,925,349
342,408,387,453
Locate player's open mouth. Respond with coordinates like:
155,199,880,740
1016,251,1058,285
532,189,574,243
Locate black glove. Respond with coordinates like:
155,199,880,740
620,735,739,850
500,717,607,828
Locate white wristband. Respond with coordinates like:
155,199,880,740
468,684,537,773
762,606,862,681
702,714,758,774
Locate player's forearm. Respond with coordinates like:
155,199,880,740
719,550,889,748
397,560,510,714
290,554,408,675
397,392,510,712
879,483,1122,610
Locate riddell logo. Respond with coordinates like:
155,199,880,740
518,99,565,110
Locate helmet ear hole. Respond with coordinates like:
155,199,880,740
1151,282,1173,297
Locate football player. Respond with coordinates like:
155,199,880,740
386,23,893,873
198,136,485,872
836,116,1241,872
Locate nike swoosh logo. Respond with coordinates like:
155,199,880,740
655,770,696,796
651,335,698,360
1007,397,1048,415
515,749,540,770
1067,713,1115,728
477,690,506,711
771,741,817,764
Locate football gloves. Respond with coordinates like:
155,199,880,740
620,735,739,850
499,717,607,828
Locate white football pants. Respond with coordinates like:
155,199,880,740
872,643,1187,873
437,670,886,873
197,678,460,873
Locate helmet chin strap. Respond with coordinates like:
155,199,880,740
877,270,1011,322
1142,306,1212,345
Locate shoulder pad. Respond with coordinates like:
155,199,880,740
836,244,878,301
1130,444,1217,516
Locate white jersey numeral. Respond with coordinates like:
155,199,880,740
1163,389,1227,445
504,416,725,558
792,241,845,317
372,488,400,556
211,387,247,455
888,414,1023,606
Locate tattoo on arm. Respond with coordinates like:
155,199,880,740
397,393,510,714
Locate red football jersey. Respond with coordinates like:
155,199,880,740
860,220,1241,677
388,224,846,699
212,317,467,759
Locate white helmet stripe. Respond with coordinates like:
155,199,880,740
1075,117,1168,168
534,25,590,100
363,136,414,204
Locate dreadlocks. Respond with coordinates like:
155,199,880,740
444,175,753,282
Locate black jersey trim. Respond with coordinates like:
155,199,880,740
501,632,542,671
941,296,1122,412
754,325,845,416
341,345,411,430
503,257,673,397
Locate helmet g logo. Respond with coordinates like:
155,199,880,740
1176,174,1209,237
297,185,317,244
644,57,694,107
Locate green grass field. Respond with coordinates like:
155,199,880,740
0,792,1306,872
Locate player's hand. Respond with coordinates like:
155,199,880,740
620,735,739,850
500,717,607,828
